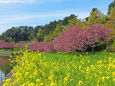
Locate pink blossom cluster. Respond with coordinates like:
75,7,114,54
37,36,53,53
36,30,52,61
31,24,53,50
54,24,111,52
54,24,82,52
29,41,55,53
15,43,26,49
29,42,46,52
27,24,111,52
0,40,14,49
44,41,55,53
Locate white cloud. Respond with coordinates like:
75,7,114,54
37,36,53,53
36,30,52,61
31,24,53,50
0,0,35,4
0,11,90,25
0,11,90,34
0,13,69,24
0,13,67,34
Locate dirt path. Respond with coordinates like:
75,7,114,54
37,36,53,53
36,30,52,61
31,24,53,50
0,52,11,56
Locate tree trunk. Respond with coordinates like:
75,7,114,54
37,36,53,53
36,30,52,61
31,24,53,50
92,47,94,53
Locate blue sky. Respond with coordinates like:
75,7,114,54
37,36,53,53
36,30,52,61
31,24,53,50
0,0,113,34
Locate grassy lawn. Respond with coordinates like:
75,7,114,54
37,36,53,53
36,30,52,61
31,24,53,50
0,49,18,53
44,51,115,64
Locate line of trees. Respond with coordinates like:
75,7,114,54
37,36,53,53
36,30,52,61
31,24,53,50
0,14,78,42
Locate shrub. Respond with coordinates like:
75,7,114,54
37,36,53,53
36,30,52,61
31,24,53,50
29,42,46,52
0,40,14,49
44,41,55,53
15,43,26,50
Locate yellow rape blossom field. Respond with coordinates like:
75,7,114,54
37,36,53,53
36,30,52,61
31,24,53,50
2,50,115,86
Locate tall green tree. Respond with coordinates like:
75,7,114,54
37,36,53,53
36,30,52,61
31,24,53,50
44,23,63,42
62,14,77,26
108,0,115,14
37,28,44,42
88,8,106,24
106,7,115,51
109,7,115,23
66,17,80,28
109,7,115,40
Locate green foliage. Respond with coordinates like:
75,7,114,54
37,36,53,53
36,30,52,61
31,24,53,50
88,8,106,24
0,26,36,42
109,7,115,27
107,7,115,52
111,41,115,51
66,17,80,29
108,0,115,14
44,23,63,42
79,21,89,29
62,14,77,26
109,7,115,23
37,28,44,42
95,40,105,47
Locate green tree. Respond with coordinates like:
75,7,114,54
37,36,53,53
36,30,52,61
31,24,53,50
88,8,106,24
37,28,44,42
109,7,115,41
106,7,115,51
27,27,36,41
44,23,62,42
108,0,115,14
62,14,77,26
109,7,115,24
66,17,80,29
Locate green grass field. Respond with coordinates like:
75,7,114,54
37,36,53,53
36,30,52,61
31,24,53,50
44,51,115,63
